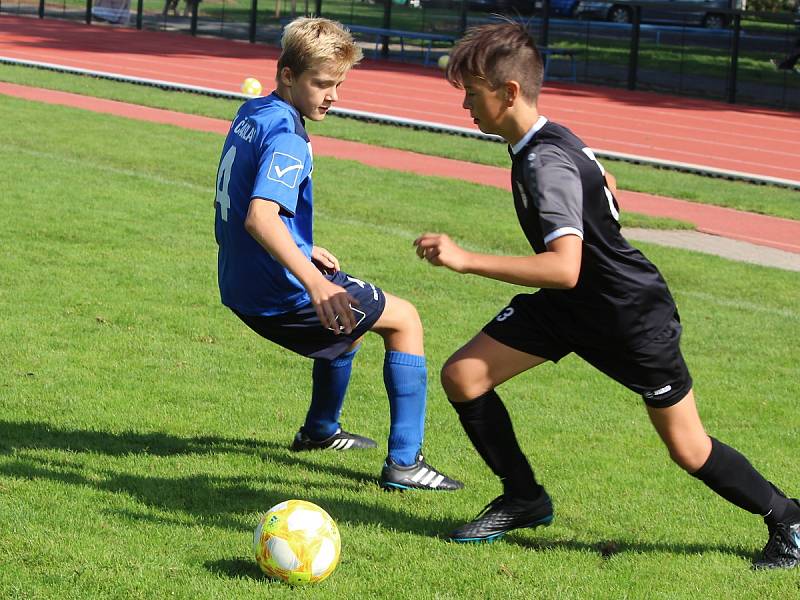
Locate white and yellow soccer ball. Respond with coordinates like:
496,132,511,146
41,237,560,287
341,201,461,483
253,500,341,585
241,77,262,97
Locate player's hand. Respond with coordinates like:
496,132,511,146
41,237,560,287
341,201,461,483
413,233,470,273
311,246,340,274
307,278,359,335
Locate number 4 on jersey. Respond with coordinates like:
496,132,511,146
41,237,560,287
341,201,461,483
216,145,236,222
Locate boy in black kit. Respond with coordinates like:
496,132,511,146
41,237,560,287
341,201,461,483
413,21,799,569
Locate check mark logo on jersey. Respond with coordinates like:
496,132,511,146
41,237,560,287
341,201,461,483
267,151,304,188
274,163,302,179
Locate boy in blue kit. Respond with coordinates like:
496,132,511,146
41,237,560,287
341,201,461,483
414,22,799,568
214,17,461,491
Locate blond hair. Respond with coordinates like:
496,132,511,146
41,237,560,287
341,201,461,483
278,17,362,78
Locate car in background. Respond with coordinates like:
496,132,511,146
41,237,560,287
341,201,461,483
419,0,578,16
574,0,744,28
547,0,581,16
418,0,536,11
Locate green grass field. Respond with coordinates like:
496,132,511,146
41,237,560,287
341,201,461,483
1,91,799,599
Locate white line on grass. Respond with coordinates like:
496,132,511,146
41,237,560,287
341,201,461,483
9,146,797,323
3,145,208,193
676,290,799,321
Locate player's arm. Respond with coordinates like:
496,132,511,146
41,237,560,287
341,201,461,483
415,145,584,289
244,199,358,333
413,233,581,289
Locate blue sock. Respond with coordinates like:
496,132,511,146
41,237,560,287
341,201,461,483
383,351,427,466
302,347,358,441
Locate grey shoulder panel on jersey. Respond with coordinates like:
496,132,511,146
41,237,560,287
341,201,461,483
520,143,584,243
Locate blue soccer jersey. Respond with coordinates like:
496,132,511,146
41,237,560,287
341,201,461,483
215,92,315,316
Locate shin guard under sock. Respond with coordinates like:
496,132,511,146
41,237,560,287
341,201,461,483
451,389,543,500
691,437,799,526
303,347,358,440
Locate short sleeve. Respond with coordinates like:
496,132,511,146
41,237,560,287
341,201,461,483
252,132,312,216
525,144,584,246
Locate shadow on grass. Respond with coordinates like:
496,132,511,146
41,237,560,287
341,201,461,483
0,419,266,457
0,419,450,537
0,420,761,565
505,535,757,562
205,558,264,581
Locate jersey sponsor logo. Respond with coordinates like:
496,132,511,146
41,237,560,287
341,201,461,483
644,384,672,399
267,152,304,188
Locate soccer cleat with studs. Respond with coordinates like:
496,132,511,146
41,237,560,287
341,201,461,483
448,492,554,543
379,454,464,491
290,427,377,451
752,507,800,570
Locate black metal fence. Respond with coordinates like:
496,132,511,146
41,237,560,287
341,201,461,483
3,0,799,109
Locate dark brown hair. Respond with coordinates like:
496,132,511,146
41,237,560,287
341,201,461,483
446,21,543,103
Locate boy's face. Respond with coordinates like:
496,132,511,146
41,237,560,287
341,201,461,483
460,74,507,136
281,64,346,122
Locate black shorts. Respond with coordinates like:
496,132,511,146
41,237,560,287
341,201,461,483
482,292,692,408
232,271,386,360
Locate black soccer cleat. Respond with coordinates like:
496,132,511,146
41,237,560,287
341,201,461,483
753,512,800,571
448,492,554,543
379,454,464,491
290,428,377,451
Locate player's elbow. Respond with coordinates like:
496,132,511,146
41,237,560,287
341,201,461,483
243,212,259,236
560,266,580,289
549,262,580,289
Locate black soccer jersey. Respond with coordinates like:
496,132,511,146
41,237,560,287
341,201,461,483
510,118,677,348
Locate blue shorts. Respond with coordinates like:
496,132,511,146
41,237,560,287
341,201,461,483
232,271,386,360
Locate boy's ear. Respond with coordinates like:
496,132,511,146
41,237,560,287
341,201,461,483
504,80,521,106
279,66,295,87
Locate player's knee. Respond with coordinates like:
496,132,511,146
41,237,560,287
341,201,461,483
666,444,708,473
387,297,422,334
440,358,488,402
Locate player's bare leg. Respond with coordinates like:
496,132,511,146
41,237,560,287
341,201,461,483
371,293,423,355
441,332,547,402
646,389,711,471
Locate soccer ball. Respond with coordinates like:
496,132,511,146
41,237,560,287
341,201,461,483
253,500,341,585
241,77,262,97
437,54,450,71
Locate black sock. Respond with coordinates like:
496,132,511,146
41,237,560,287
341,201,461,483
450,389,543,501
691,437,799,526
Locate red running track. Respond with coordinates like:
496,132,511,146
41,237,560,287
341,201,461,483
2,80,798,253
1,14,799,184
